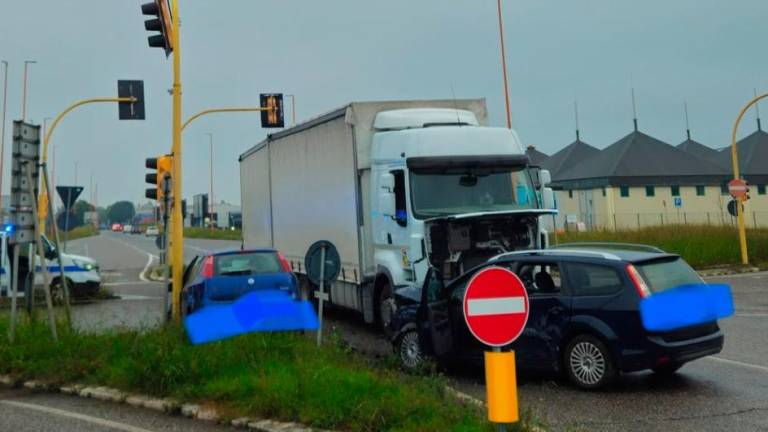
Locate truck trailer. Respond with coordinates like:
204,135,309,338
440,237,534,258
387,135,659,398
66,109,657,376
239,99,555,329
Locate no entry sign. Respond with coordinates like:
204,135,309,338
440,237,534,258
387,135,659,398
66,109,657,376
463,266,529,347
728,179,748,199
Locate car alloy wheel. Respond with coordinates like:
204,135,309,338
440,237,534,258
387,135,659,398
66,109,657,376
398,330,423,370
565,335,615,389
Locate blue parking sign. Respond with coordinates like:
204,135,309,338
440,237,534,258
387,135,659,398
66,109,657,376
674,197,682,208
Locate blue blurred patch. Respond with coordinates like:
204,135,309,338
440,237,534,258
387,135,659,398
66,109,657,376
639,284,734,332
184,290,319,345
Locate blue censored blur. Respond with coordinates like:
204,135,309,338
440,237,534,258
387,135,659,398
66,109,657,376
184,290,319,345
640,284,734,332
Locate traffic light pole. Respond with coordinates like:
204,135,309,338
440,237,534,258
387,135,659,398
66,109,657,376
170,0,184,321
37,96,136,234
181,107,273,131
730,91,768,266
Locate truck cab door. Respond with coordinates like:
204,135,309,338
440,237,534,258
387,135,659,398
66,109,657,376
419,267,453,356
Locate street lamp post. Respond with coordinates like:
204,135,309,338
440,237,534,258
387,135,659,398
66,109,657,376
496,0,512,129
0,60,9,202
21,60,37,121
205,132,213,231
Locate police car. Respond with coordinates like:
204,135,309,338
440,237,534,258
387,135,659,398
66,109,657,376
0,227,101,301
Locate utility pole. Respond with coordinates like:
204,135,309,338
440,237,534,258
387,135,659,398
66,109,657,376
206,132,214,231
21,60,37,121
170,0,184,321
0,61,8,202
496,0,512,129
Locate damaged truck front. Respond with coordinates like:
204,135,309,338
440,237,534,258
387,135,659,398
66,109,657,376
239,99,556,333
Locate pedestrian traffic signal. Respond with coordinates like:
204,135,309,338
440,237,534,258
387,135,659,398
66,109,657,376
260,93,284,128
145,155,173,201
141,0,174,56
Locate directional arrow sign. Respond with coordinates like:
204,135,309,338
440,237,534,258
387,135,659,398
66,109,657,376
463,266,529,347
56,186,84,210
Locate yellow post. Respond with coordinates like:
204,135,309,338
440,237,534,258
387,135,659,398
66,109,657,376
730,92,768,266
181,107,272,132
485,350,518,424
170,0,184,321
38,97,136,232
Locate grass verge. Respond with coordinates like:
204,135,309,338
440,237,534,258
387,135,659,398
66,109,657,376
64,225,100,241
554,224,768,269
0,318,542,432
184,227,242,241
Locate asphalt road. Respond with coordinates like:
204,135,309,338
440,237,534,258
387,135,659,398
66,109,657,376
52,233,768,431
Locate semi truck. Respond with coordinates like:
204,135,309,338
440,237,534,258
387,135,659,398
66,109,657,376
239,99,556,329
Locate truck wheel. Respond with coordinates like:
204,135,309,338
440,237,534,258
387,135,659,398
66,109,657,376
377,281,395,336
564,334,616,390
396,330,424,370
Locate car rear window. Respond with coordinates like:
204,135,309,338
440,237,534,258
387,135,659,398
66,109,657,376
636,257,703,293
214,252,282,276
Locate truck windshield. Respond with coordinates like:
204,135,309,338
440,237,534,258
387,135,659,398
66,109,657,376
409,165,536,218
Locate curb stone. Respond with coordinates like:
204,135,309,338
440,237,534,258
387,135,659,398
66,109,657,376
698,266,761,277
0,376,335,432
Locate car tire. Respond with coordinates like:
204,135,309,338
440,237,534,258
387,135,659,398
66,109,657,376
377,281,395,337
564,334,616,390
652,362,683,376
50,278,73,305
396,330,424,370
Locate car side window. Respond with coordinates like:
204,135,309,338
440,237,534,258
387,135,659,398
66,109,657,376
566,263,623,296
516,262,562,296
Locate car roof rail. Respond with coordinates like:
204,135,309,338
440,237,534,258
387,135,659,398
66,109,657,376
551,242,665,254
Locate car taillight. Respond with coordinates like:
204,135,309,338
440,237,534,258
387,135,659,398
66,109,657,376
277,251,292,272
626,264,652,298
201,256,214,278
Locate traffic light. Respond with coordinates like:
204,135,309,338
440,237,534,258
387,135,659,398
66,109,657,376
260,93,284,128
141,0,174,56
145,155,173,200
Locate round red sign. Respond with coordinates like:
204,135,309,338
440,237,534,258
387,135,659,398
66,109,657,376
728,179,748,199
463,266,530,347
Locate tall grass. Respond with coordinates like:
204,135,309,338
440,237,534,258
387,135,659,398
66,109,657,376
64,225,99,241
184,227,242,241
555,224,768,268
0,319,540,432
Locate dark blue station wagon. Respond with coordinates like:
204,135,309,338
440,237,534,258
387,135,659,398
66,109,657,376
390,245,725,389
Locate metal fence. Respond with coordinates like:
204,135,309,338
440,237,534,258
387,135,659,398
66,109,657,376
543,211,768,232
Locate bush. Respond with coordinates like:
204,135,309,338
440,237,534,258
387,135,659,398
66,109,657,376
184,227,242,241
554,224,768,268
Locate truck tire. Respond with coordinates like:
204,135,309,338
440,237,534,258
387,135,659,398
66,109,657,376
377,281,395,337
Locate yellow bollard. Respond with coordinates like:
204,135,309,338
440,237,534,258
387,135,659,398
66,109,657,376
485,350,518,424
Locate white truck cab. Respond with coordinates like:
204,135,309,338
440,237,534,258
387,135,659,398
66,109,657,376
0,229,101,299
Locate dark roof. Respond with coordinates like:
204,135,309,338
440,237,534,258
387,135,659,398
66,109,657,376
553,130,730,189
676,138,722,164
717,129,768,182
541,139,600,180
525,146,549,166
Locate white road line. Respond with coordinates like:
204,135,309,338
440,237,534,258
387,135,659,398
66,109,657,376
467,297,525,316
118,294,162,300
707,356,768,373
84,243,90,257
0,400,157,432
104,236,159,283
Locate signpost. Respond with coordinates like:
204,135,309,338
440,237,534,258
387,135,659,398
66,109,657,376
304,240,340,346
463,266,529,429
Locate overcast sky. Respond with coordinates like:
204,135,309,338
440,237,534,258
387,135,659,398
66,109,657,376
1,0,767,206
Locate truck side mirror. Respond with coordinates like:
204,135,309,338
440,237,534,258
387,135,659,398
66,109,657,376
379,191,396,217
542,187,556,210
539,169,552,186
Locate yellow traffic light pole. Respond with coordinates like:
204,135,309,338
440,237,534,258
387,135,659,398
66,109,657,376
181,107,273,132
38,96,137,232
730,91,768,265
170,0,184,321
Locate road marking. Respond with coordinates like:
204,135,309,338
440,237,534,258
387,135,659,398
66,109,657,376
104,236,158,283
0,400,157,432
118,294,163,300
185,244,209,254
467,297,525,316
708,356,768,373
735,312,768,317
84,244,90,257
